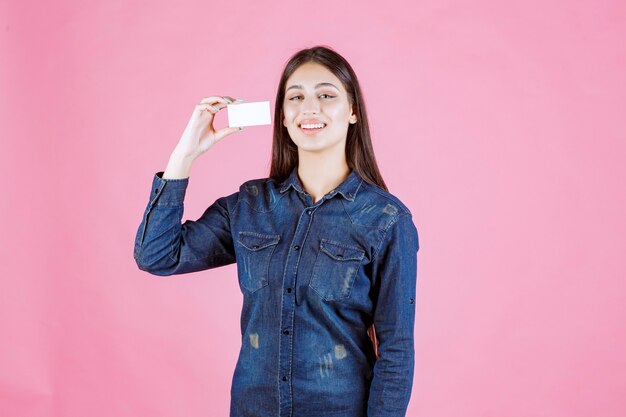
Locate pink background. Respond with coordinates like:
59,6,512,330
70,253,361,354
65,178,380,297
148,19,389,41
1,0,625,416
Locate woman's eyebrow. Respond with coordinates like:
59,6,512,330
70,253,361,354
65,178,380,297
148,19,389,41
286,82,339,92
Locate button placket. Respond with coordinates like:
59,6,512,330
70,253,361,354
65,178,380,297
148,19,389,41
278,204,314,414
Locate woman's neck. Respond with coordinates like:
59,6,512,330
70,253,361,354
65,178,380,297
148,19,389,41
297,152,350,204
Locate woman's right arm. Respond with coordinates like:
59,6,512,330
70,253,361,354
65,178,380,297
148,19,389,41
133,95,245,276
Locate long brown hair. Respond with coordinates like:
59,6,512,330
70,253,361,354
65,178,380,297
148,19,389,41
269,45,388,192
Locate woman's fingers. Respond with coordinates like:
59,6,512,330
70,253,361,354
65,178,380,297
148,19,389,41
213,126,244,143
195,103,219,115
198,96,244,114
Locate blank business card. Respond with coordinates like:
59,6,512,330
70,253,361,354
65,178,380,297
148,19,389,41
227,101,271,128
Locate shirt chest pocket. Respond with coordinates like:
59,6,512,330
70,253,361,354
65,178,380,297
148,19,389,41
236,232,281,294
309,239,366,301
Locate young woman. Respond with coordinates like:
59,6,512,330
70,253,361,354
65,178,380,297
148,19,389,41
134,45,419,417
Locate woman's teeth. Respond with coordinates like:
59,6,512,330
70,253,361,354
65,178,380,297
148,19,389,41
301,123,326,129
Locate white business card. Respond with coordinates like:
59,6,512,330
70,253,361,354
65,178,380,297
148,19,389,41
227,101,271,128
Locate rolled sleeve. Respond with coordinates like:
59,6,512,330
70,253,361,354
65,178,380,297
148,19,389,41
367,212,420,417
149,171,189,206
133,171,237,275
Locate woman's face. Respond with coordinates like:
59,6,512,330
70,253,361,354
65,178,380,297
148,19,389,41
282,62,357,155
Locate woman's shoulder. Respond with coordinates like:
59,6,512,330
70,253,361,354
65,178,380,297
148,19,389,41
357,180,413,217
237,176,272,196
231,175,284,212
326,180,414,233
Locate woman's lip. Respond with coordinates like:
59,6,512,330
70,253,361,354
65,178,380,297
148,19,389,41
299,124,326,135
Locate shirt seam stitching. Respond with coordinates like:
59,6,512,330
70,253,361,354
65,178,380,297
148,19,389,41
372,212,411,262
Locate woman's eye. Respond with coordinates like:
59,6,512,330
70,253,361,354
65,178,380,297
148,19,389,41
289,94,334,101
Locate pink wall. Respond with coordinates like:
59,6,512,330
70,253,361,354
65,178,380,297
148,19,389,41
1,0,625,416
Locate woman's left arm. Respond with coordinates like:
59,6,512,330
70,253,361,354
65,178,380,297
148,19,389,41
367,212,420,417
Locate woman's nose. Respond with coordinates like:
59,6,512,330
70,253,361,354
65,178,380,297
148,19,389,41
301,97,321,113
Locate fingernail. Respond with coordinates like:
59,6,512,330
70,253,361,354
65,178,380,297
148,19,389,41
223,97,233,103
235,98,245,102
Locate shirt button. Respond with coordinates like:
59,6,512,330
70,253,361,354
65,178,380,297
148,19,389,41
306,209,311,215
282,376,288,381
283,329,289,335
294,245,300,250
286,288,292,293
154,188,159,193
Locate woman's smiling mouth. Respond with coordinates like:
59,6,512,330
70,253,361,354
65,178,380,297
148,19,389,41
299,120,327,134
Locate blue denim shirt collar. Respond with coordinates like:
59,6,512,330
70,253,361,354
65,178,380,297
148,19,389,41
279,166,363,202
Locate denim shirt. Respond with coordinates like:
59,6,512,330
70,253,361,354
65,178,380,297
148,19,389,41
133,166,419,417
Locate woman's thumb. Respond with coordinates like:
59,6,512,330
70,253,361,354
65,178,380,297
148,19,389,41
214,126,244,142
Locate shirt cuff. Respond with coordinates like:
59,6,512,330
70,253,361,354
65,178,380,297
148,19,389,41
149,171,189,206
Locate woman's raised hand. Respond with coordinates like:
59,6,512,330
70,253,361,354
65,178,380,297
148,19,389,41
173,96,245,160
